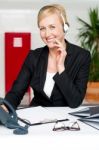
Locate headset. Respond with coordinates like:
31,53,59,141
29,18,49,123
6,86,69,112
0,97,29,135
60,13,69,33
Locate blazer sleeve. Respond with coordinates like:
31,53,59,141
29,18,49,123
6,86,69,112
53,51,91,108
5,51,34,109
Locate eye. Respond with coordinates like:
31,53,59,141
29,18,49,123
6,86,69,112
50,25,55,29
39,27,45,31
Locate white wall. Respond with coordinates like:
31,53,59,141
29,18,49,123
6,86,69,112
0,9,42,97
0,0,98,97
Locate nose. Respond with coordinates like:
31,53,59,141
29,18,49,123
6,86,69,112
45,28,51,37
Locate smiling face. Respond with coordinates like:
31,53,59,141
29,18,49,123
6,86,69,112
39,13,65,49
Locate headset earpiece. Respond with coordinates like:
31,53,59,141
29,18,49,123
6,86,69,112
64,23,69,33
60,13,69,33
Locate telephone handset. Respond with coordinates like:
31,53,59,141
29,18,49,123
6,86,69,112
0,97,28,135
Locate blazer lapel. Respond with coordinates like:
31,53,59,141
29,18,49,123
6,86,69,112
30,46,48,92
39,46,49,91
64,41,73,70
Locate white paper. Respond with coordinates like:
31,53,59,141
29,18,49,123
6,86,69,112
17,106,63,124
13,37,22,47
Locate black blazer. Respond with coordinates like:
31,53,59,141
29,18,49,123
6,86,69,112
5,41,91,109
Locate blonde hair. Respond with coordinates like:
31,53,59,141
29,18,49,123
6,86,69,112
37,4,68,27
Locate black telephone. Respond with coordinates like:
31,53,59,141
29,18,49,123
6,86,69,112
0,97,28,135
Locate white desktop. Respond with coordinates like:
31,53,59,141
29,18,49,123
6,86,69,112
0,106,99,150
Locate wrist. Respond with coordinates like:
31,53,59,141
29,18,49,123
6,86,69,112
58,65,65,74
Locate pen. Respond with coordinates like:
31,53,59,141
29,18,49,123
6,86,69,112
18,117,69,126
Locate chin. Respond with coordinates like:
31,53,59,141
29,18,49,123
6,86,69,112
47,43,55,49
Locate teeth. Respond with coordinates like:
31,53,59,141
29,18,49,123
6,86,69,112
47,39,54,42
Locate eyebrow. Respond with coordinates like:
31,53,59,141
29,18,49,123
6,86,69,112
39,24,56,28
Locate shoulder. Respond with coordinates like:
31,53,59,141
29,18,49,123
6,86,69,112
26,46,45,61
29,46,45,57
68,41,91,60
24,46,47,67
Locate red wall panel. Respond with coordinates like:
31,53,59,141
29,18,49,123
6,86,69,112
5,32,31,99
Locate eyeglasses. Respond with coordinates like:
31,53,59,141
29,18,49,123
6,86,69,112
53,121,80,131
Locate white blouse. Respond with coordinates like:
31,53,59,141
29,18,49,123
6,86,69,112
43,72,56,98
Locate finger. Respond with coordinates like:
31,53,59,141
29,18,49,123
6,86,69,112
1,104,9,112
53,39,61,48
54,39,61,46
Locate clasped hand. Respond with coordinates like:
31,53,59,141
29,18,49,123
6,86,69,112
54,39,67,74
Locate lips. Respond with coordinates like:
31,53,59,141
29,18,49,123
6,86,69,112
46,38,55,43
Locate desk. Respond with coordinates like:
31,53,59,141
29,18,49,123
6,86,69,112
0,107,99,150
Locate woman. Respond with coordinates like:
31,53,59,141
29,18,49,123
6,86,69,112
3,4,91,110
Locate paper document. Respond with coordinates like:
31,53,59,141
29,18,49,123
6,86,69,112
69,105,99,130
17,106,66,125
69,107,90,117
79,114,99,130
69,105,99,117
